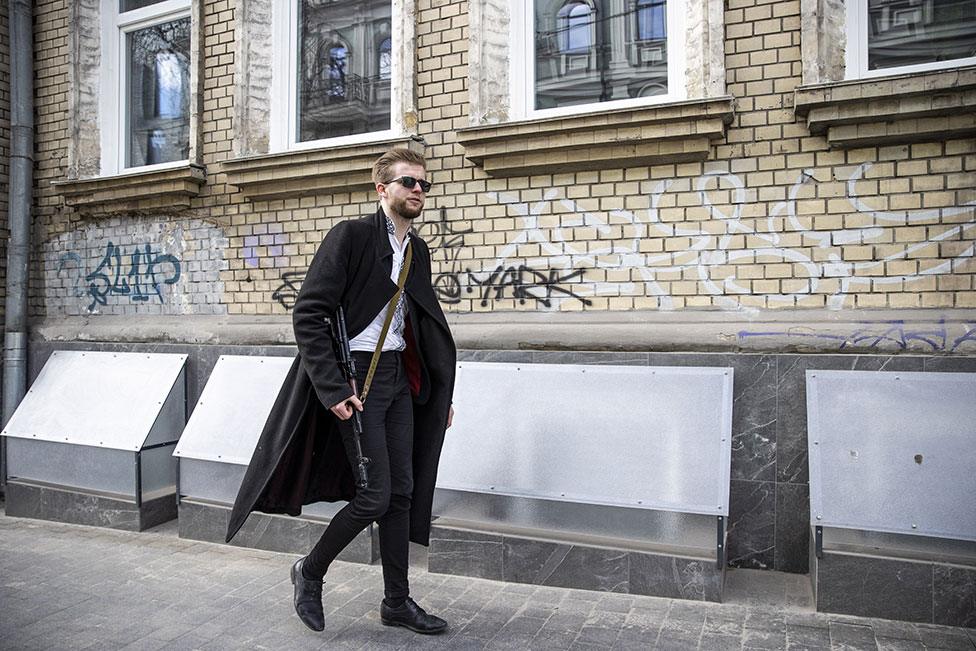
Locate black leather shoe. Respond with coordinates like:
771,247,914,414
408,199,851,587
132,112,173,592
380,597,447,634
290,557,324,632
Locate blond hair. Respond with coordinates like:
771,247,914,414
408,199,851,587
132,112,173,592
372,148,427,185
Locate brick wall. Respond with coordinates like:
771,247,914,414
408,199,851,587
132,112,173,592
28,0,976,319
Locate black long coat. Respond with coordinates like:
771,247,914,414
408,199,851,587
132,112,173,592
226,208,456,546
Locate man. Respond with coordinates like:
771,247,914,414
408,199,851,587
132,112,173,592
226,148,457,635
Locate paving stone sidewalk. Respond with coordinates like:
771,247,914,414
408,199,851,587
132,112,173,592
1,509,974,650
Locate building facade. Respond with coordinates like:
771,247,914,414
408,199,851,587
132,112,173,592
7,0,976,584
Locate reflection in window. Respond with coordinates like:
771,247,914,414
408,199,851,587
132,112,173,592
558,1,594,52
127,18,190,167
298,0,392,142
379,37,392,80
535,0,669,110
868,0,976,70
120,0,169,11
328,44,349,98
637,0,667,41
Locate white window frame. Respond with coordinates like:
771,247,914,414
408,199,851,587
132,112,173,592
270,0,402,153
99,0,192,176
845,0,976,79
511,0,686,120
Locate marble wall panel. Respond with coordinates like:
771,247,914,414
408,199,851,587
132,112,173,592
774,482,809,574
933,565,976,628
428,526,504,580
817,553,932,623
537,545,630,593
178,500,377,563
727,479,775,570
629,553,722,601
6,480,142,531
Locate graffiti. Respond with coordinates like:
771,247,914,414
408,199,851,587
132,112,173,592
737,319,976,352
272,271,305,310
262,163,974,313
58,242,182,311
467,265,593,308
473,162,975,311
417,207,473,304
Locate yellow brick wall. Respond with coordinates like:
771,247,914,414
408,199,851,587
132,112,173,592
28,0,976,318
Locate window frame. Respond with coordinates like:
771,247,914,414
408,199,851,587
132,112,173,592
270,0,402,153
99,0,193,177
511,0,687,120
845,0,976,79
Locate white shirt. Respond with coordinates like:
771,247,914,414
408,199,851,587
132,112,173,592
349,217,409,353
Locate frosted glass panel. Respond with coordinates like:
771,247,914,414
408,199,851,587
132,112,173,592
807,370,976,541
438,362,733,516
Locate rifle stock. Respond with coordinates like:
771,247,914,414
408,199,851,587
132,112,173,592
331,306,370,489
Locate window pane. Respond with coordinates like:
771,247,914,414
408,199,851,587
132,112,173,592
868,0,976,70
126,17,191,168
298,0,392,142
120,0,170,12
535,0,669,111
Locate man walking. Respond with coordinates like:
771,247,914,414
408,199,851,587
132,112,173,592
226,148,457,635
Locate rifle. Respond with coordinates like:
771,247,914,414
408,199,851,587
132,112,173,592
331,306,370,489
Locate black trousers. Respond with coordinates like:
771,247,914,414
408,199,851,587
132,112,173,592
303,351,414,601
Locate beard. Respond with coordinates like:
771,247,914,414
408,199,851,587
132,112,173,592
388,193,423,219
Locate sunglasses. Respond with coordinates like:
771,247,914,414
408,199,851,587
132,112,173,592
387,176,432,193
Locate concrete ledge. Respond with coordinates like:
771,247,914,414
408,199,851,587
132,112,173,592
794,66,976,147
457,97,735,176
4,479,176,532
428,523,723,602
221,136,424,202
53,164,207,216
178,499,378,565
30,309,976,354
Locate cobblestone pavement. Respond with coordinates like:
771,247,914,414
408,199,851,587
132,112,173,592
1,510,974,650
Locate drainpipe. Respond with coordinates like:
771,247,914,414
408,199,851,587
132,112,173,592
3,0,35,488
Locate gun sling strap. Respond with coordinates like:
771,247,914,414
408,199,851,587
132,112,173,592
360,239,412,404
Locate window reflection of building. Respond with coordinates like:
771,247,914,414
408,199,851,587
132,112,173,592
535,0,671,111
378,37,392,81
867,0,976,70
298,0,392,142
127,19,191,168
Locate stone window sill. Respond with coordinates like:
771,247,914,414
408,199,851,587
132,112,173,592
456,97,736,176
54,164,207,216
794,66,976,148
221,136,424,202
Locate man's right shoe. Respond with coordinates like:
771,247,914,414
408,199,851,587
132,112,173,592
290,557,325,632
380,597,448,634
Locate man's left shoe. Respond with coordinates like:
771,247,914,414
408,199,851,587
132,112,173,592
380,597,447,635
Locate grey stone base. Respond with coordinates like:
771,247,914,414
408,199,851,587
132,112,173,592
178,499,379,564
815,551,976,628
4,479,176,531
428,524,723,602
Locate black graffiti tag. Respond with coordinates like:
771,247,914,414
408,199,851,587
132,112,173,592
272,271,305,310
467,265,593,308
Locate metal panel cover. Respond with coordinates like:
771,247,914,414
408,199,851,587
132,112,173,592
1,351,187,451
806,370,976,541
174,355,295,465
437,362,734,516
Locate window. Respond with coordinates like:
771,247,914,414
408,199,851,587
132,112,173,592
100,0,192,174
274,0,395,150
522,0,685,116
846,0,976,78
